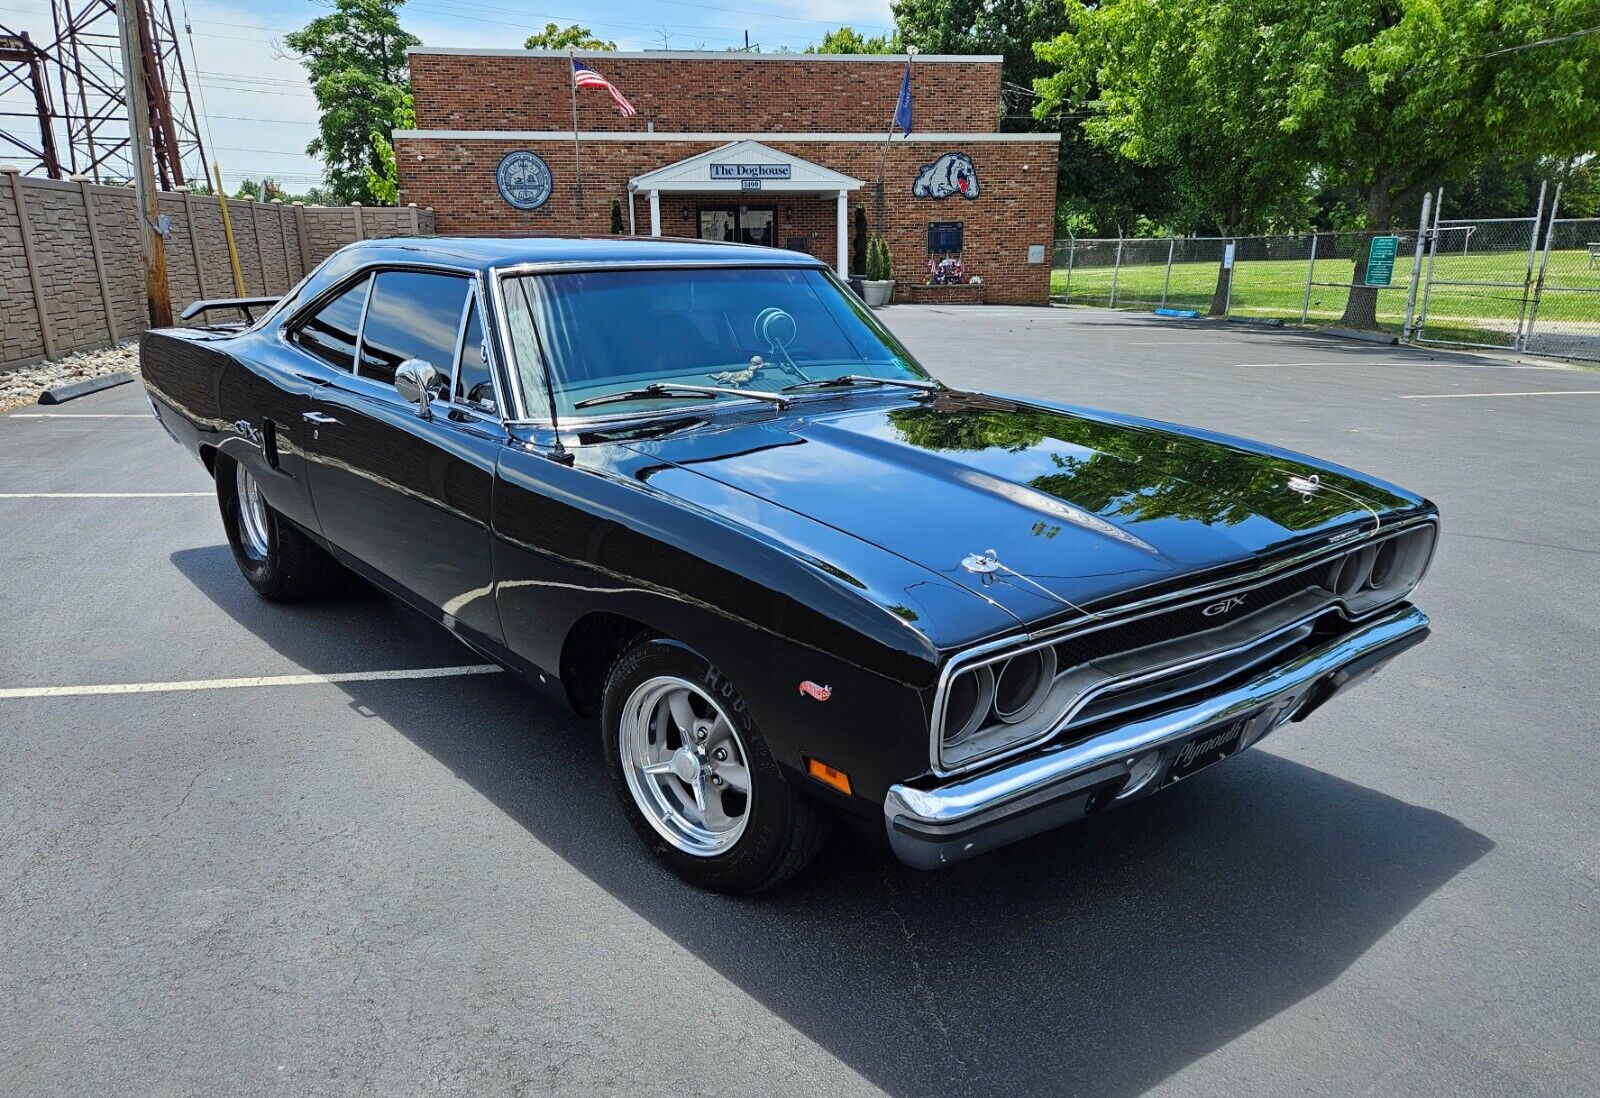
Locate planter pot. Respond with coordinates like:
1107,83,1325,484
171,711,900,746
848,277,865,301
862,279,895,307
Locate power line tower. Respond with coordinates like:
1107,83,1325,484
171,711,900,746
0,0,208,186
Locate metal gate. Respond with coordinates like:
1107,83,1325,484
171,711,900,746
1522,213,1600,361
1413,185,1546,350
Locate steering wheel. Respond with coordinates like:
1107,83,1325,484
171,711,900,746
753,308,808,381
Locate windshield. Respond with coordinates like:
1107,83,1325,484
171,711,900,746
502,266,930,418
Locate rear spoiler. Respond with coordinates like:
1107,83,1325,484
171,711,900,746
179,296,280,324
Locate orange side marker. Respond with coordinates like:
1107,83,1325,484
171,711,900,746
805,757,853,796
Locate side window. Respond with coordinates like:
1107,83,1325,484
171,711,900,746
357,270,470,389
293,275,369,371
455,298,497,412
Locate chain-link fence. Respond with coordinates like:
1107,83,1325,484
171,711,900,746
1523,217,1600,360
1051,186,1600,362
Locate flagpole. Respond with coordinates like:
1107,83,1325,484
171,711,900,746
568,46,586,218
875,45,916,233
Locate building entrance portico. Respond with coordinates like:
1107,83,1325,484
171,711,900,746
630,140,863,278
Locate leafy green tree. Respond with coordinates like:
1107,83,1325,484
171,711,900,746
1044,0,1600,325
893,0,1176,237
284,0,418,206
523,23,616,50
806,26,896,54
1279,0,1600,325
1035,0,1314,310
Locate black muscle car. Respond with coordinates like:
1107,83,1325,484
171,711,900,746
141,237,1437,892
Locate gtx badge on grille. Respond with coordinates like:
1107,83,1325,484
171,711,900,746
1202,594,1247,618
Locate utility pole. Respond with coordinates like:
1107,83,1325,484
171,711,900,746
115,0,171,327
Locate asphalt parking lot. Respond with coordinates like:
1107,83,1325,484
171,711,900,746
2,305,1597,1096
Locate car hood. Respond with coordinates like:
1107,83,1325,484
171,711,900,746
622,391,1425,625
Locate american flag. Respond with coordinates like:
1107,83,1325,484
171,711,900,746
572,60,637,117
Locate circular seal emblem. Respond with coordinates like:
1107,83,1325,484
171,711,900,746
496,150,552,211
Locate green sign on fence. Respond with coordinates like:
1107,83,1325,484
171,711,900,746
1364,235,1400,286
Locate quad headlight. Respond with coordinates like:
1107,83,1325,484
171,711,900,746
1324,524,1436,616
939,646,1066,770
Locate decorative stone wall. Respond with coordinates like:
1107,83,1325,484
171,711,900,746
0,167,436,370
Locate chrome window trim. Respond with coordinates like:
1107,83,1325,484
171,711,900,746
927,513,1439,777
281,260,512,429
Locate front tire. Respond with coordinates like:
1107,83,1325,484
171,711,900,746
602,639,830,893
216,455,343,601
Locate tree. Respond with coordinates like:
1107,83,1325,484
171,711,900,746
1035,0,1313,311
893,0,1177,237
284,0,418,206
1277,0,1600,325
524,23,615,51
806,26,896,54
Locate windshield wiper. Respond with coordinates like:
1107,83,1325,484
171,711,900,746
573,382,790,411
781,374,943,394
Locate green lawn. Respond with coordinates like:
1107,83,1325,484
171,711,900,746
1050,248,1600,346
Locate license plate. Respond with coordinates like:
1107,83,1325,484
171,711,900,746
1162,720,1247,786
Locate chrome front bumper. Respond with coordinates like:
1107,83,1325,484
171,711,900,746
884,604,1430,869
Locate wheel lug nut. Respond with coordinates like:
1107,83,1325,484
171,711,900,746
714,747,728,761
695,727,708,742
711,775,724,786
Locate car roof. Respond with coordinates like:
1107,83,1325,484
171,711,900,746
331,235,826,273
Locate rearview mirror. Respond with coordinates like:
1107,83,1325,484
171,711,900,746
395,359,441,419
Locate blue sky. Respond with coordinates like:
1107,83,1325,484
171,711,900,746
0,0,896,192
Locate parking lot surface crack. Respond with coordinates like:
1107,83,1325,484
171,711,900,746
882,867,972,1096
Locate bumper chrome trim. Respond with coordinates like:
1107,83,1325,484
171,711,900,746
886,604,1430,868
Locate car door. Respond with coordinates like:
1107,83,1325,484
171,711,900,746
299,267,507,648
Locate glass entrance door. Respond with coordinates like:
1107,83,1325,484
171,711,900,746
698,205,777,247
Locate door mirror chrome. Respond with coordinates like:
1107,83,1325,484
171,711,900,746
395,359,441,419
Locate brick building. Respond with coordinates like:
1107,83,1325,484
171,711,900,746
395,49,1059,305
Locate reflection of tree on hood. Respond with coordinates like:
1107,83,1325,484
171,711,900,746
887,401,1403,530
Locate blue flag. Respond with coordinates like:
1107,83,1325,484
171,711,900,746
893,60,913,136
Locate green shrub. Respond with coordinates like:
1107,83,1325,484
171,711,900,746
866,236,894,281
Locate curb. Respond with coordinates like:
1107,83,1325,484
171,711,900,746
1227,316,1284,327
1324,327,1399,345
38,371,134,405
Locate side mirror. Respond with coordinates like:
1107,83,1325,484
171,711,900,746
395,359,441,419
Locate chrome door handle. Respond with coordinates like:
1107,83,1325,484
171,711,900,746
302,411,339,425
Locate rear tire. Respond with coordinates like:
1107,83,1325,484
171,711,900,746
216,455,344,601
601,638,830,893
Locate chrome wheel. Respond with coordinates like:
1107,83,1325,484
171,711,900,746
235,463,271,560
618,675,752,857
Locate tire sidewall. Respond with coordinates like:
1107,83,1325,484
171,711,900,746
217,457,280,595
601,639,801,893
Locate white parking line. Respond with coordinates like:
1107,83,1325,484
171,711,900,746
1397,390,1600,400
0,492,210,498
0,664,503,700
8,413,149,418
1228,368,1555,376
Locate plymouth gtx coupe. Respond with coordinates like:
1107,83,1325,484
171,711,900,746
141,238,1437,893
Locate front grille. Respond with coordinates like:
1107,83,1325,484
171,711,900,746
932,517,1438,776
1051,565,1319,670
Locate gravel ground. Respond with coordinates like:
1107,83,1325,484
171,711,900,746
0,344,139,413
